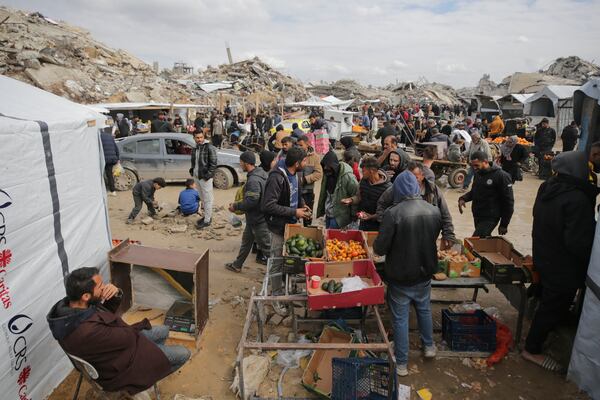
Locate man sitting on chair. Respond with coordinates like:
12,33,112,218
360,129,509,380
47,267,191,395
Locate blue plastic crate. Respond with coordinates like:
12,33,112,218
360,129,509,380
331,357,396,400
442,309,497,352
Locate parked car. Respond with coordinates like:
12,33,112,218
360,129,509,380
113,133,245,190
269,118,311,135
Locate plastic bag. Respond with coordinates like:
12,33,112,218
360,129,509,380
112,163,123,177
230,214,243,228
276,336,312,368
341,276,369,293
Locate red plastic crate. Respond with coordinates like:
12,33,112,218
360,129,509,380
305,260,384,310
325,229,370,261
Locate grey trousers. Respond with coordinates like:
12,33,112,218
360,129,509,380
233,221,271,268
140,325,191,373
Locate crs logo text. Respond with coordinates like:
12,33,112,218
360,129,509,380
2,314,34,400
0,188,13,309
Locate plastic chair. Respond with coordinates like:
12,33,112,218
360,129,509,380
66,352,160,400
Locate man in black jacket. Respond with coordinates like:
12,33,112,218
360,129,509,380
561,121,579,152
458,151,514,237
262,147,311,257
522,151,599,371
226,151,270,272
126,178,166,223
374,171,441,377
100,128,120,196
534,118,556,177
190,131,218,228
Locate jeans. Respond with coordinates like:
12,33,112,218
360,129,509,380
128,193,155,220
140,325,191,373
326,217,340,229
195,178,213,223
104,162,116,192
462,167,474,189
473,217,500,237
233,222,271,268
525,286,577,354
387,280,434,365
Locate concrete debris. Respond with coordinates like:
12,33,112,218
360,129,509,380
230,354,270,400
141,217,154,225
168,224,188,233
543,56,600,81
0,6,194,104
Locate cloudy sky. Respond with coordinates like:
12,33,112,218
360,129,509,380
4,0,600,88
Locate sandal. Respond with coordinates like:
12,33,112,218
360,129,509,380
522,352,563,373
225,263,242,273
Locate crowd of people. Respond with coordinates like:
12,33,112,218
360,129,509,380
72,101,600,398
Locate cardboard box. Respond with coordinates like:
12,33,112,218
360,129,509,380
362,231,385,264
325,229,370,261
301,327,354,398
305,260,384,311
438,242,481,278
283,224,325,274
464,237,530,283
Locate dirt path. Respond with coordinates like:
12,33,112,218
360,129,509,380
49,174,587,400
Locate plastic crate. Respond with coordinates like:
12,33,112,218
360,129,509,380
442,309,497,352
331,357,396,400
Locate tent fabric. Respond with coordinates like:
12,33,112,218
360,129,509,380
573,78,600,151
0,75,111,399
568,220,600,399
524,85,579,112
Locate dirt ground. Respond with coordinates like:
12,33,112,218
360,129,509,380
48,170,589,400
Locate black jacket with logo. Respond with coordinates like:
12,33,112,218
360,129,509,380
459,165,514,227
374,197,441,286
233,168,268,226
261,167,304,235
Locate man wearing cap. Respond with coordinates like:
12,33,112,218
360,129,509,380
226,151,271,272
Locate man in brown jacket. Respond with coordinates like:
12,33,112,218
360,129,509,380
47,267,190,395
297,135,323,226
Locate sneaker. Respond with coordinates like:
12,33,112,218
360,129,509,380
126,219,134,224
255,253,268,265
424,345,437,358
108,191,117,197
396,364,408,377
196,220,211,229
225,262,242,273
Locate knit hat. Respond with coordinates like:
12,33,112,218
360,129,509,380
240,151,256,165
259,150,276,172
393,170,421,202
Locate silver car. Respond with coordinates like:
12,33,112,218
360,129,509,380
114,133,246,190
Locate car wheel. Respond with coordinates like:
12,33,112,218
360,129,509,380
114,168,138,191
448,168,467,188
213,167,234,189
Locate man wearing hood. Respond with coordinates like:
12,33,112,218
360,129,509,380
226,151,270,272
317,150,359,229
374,171,442,377
522,151,599,372
47,268,190,395
459,151,514,237
342,157,391,231
115,113,131,138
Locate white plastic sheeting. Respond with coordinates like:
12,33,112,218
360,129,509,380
0,75,111,399
568,220,600,399
573,78,600,151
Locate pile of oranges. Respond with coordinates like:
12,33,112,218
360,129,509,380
326,239,367,261
486,136,532,145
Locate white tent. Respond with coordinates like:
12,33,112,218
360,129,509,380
524,85,579,132
0,75,111,399
286,95,354,110
573,78,600,152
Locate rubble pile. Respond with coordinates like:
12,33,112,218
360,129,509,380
194,57,309,102
0,7,195,104
389,81,464,105
307,79,387,100
543,56,600,81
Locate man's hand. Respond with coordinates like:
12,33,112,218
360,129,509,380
440,238,453,250
498,226,508,235
340,197,353,206
101,283,120,302
228,203,235,212
295,207,311,219
385,170,395,178
458,198,466,214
